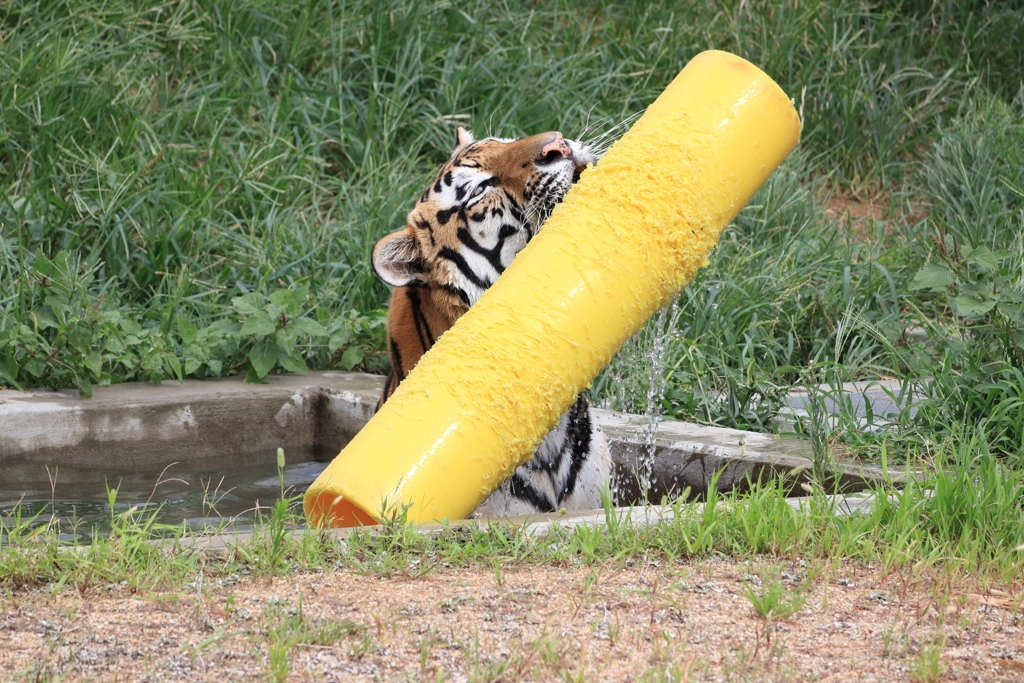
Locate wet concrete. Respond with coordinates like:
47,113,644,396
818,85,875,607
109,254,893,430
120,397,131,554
0,372,381,484
781,379,927,432
598,410,891,504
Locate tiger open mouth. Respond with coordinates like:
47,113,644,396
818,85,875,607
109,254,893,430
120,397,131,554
571,148,597,184
572,163,590,184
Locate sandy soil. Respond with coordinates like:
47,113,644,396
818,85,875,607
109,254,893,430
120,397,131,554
2,557,1021,682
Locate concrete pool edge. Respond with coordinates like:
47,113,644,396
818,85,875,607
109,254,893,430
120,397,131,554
0,372,382,480
1,371,899,497
165,490,896,555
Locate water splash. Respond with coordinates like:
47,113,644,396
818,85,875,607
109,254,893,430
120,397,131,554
597,297,678,505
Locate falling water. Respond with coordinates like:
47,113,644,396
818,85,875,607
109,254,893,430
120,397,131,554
598,355,628,413
637,298,677,502
597,296,678,505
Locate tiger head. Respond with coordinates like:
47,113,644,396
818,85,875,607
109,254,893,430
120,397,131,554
372,128,598,324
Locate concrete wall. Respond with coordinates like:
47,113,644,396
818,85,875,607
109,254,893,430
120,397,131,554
1,372,888,499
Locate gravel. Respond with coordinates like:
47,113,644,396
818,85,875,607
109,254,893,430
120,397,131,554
2,557,1021,682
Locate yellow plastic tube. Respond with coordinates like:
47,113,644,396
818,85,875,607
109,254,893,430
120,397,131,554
305,50,801,527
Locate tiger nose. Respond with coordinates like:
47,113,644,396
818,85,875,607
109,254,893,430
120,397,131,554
540,132,572,161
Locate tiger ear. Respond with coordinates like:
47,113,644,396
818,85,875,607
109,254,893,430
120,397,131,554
372,227,428,287
456,126,475,149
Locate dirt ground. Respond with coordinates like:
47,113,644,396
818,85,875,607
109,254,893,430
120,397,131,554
822,193,929,243
2,557,1022,682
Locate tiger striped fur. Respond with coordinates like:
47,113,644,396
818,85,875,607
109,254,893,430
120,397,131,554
371,128,613,517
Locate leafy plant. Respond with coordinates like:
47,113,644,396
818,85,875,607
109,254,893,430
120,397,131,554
911,232,1024,372
232,286,327,382
0,259,382,391
904,95,1024,457
258,597,361,683
319,308,390,373
0,250,192,395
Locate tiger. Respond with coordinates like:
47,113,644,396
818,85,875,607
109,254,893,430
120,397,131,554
371,127,613,518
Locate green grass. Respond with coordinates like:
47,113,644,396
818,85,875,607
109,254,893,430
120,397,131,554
1,0,1023,583
3,434,1022,592
1,0,1022,406
742,570,809,622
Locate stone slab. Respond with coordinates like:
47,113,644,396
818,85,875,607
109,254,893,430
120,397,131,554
780,379,928,432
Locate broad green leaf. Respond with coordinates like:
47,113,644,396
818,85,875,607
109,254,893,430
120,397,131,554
66,321,94,349
118,318,143,335
291,316,328,337
142,353,164,372
84,352,103,376
43,293,69,311
328,330,352,351
31,307,58,330
996,300,1024,322
75,375,93,398
952,296,996,319
268,286,309,316
22,359,45,378
177,315,199,344
961,281,990,297
165,353,183,381
0,355,22,390
964,246,1012,272
263,302,286,322
232,292,267,316
249,339,280,378
244,365,267,384
207,320,242,338
275,326,298,354
240,312,276,336
909,264,953,291
33,250,52,276
341,346,364,370
279,354,308,374
53,250,70,272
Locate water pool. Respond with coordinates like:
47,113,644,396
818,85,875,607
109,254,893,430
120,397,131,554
0,449,329,541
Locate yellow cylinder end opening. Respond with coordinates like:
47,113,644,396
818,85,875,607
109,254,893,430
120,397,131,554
304,489,380,528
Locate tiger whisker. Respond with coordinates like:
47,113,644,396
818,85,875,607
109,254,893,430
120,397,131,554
580,111,643,156
576,103,613,141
